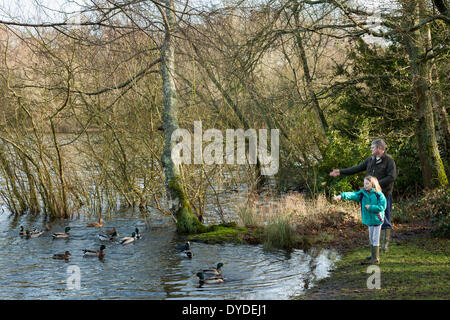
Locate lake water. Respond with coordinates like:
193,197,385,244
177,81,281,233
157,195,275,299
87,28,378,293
0,207,339,300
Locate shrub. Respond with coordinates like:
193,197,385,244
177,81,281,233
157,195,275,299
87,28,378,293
263,214,296,250
314,129,371,197
396,188,449,237
432,215,450,239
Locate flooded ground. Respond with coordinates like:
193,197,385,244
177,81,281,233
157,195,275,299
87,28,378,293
0,208,339,299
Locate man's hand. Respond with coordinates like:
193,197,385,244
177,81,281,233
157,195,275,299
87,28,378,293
332,195,342,201
330,169,340,177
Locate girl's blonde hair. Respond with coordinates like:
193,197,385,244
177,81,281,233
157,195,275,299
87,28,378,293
365,176,382,193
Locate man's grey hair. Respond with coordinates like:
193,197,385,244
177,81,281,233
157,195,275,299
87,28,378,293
371,138,387,151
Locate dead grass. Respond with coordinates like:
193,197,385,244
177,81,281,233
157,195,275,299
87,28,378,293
237,191,360,228
236,191,363,249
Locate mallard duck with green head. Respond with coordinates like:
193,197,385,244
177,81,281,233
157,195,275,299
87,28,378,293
120,232,136,245
52,227,71,239
25,229,43,238
202,263,224,276
52,251,71,260
104,227,118,236
98,231,118,241
135,228,142,239
83,245,107,258
176,241,190,252
195,272,224,284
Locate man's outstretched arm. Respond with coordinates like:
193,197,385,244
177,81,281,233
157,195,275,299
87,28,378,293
336,157,369,176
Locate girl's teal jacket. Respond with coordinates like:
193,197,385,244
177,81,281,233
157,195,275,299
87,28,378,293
340,188,387,226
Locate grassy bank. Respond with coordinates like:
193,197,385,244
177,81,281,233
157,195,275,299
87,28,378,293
185,188,449,300
298,233,450,299
296,188,450,300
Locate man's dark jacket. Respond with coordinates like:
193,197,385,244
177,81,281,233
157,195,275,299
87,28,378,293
339,153,397,196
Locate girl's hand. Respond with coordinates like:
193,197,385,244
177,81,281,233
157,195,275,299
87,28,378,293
332,195,342,201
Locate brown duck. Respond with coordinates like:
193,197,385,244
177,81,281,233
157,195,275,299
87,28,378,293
52,251,71,260
86,217,103,228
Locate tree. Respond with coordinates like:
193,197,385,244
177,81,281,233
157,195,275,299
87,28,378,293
297,0,449,189
159,0,204,232
0,0,208,227
400,0,448,188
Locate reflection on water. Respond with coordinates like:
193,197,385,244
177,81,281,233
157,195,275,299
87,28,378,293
0,208,339,300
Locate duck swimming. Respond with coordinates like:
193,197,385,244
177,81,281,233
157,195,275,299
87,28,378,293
104,227,118,236
176,241,190,252
25,229,43,238
195,272,224,284
202,263,224,276
134,228,142,239
83,245,107,258
87,217,103,228
52,227,71,239
98,231,118,241
120,232,136,245
52,251,71,260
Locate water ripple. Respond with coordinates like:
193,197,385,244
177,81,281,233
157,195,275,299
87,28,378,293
0,211,339,299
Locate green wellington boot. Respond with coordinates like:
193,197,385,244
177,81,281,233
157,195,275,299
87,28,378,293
365,245,372,260
371,246,380,264
361,245,380,265
382,229,391,253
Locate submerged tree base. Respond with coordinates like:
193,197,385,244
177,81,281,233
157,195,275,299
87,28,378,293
187,223,263,244
175,204,207,234
186,222,315,250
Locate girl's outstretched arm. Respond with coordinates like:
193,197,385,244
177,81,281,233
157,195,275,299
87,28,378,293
332,195,342,201
340,190,363,202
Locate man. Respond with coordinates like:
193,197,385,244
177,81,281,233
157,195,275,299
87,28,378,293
330,138,397,252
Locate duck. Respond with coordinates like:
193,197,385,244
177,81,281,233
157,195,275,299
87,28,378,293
134,228,142,240
83,245,107,258
31,227,42,233
52,227,71,239
86,217,103,228
120,232,136,245
25,229,43,238
19,226,25,236
104,227,118,236
98,231,118,241
184,250,193,259
195,272,224,284
52,251,71,260
176,241,190,252
202,263,224,276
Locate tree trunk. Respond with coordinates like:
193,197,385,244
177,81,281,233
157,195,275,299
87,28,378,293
403,0,448,188
160,0,204,233
292,4,328,135
426,24,450,164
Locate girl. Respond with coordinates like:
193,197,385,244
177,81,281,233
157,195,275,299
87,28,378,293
333,176,387,264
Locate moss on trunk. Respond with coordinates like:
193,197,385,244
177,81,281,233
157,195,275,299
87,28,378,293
167,177,206,234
